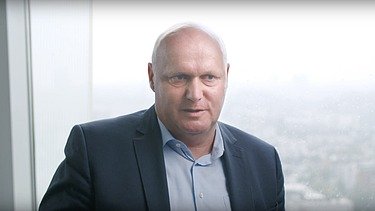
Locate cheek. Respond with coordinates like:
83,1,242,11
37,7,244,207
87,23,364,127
157,85,184,105
207,87,226,103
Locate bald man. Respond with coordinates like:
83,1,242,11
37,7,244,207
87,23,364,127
40,23,285,211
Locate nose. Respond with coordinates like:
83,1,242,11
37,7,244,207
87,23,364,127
186,78,203,102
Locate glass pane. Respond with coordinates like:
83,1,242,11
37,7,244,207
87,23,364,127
31,0,92,206
93,2,375,210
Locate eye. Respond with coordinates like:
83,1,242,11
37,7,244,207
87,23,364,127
168,74,189,86
201,74,218,86
204,75,215,80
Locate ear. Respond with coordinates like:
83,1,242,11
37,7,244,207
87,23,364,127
225,63,230,90
148,63,155,92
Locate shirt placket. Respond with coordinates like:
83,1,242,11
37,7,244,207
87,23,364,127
191,156,212,211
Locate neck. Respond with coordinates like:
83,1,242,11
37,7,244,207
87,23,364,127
176,129,216,159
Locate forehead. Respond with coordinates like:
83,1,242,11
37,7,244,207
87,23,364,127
166,28,222,55
160,28,225,71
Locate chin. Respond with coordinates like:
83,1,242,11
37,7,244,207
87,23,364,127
184,129,205,135
181,124,211,135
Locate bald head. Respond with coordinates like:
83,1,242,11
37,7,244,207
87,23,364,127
151,23,227,72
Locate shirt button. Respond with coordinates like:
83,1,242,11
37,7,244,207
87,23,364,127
176,143,181,148
199,192,204,199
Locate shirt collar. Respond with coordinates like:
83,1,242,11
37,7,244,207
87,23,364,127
158,118,175,147
157,118,225,161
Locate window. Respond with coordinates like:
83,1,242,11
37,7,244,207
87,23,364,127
31,1,375,210
92,2,375,210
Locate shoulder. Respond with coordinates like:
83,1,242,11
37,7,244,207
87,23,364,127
219,122,275,153
219,122,283,177
65,109,151,155
67,109,150,143
78,109,147,132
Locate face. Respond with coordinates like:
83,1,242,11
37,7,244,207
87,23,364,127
148,28,229,140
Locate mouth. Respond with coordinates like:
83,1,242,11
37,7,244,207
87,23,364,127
182,108,206,116
182,108,205,113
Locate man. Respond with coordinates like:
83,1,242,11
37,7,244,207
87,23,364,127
40,23,285,211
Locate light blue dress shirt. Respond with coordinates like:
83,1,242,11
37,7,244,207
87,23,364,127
158,119,231,211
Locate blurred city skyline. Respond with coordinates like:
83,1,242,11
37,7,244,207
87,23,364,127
92,82,375,210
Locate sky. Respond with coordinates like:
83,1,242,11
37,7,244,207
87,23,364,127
92,2,375,89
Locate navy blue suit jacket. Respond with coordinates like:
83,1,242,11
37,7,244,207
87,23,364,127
39,106,285,210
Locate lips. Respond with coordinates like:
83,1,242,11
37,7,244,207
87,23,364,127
183,108,205,112
181,108,206,117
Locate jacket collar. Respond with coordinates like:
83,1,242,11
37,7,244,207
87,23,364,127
219,123,255,211
133,105,170,211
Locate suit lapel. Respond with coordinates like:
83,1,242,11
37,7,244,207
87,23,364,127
220,123,255,211
133,106,170,211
